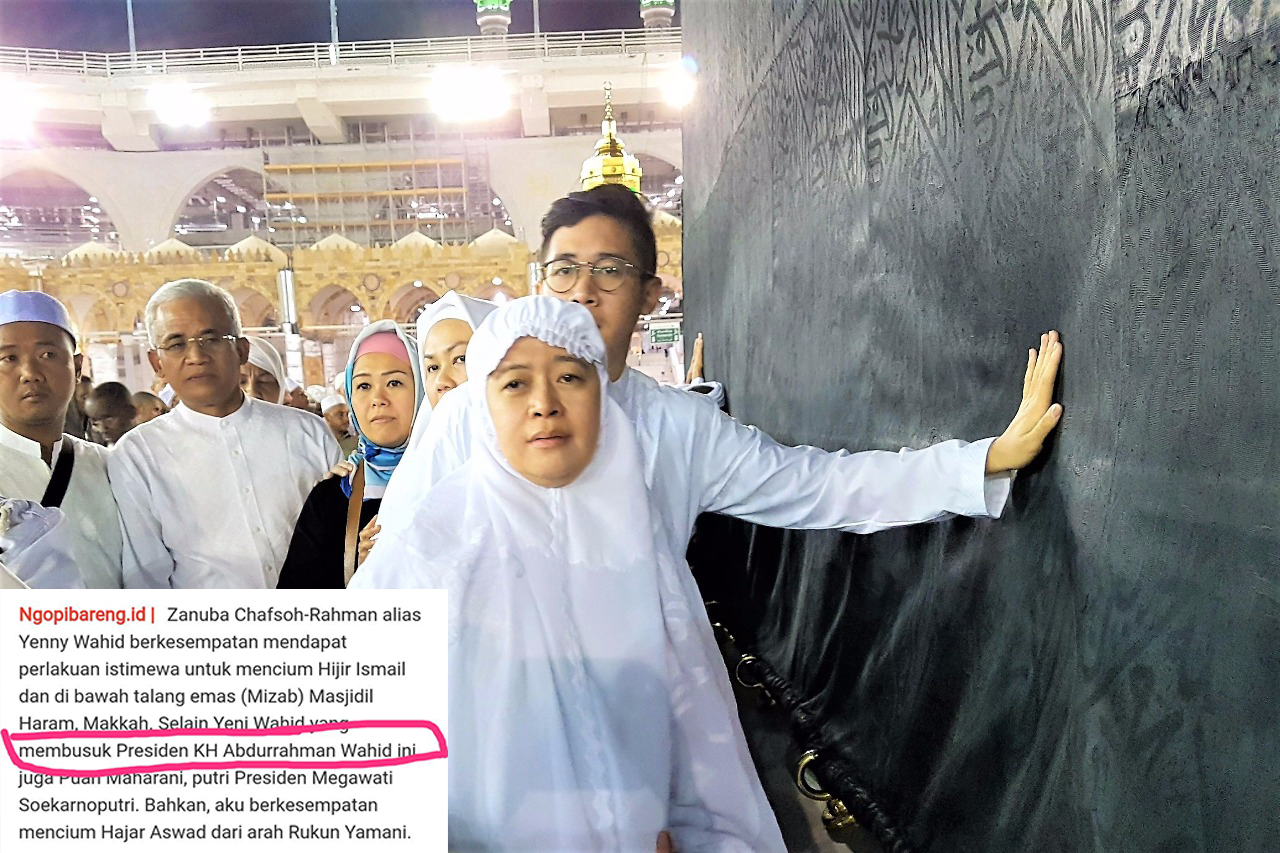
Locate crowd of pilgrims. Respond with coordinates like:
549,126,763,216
0,184,1063,851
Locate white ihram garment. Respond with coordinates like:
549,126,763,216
354,297,784,851
109,394,341,589
0,424,123,588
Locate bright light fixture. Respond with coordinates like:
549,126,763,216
663,56,699,109
429,66,513,123
663,71,696,109
491,277,502,285
147,85,211,127
0,80,40,141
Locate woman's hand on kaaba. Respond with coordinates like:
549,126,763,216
986,330,1063,473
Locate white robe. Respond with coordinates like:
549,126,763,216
109,394,341,589
0,424,123,588
355,297,785,851
380,366,1014,549
0,499,81,589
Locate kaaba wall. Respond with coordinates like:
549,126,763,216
682,1,1278,850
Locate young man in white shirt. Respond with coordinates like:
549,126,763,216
0,290,123,588
378,185,1063,550
109,279,341,589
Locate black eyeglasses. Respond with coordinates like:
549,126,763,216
538,257,652,293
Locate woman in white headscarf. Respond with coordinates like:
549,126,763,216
278,320,424,588
352,297,784,852
407,290,495,448
241,336,286,404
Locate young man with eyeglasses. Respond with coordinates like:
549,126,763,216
0,289,123,588
379,184,1063,555
108,278,341,589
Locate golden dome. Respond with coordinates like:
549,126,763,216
580,82,642,193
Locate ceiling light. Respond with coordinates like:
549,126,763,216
413,280,423,288
0,80,40,141
147,85,211,127
674,175,684,185
662,57,698,109
236,205,247,213
216,196,226,203
491,277,502,285
429,66,513,123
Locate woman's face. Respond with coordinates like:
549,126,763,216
239,362,280,403
421,318,474,408
350,352,416,448
486,336,601,489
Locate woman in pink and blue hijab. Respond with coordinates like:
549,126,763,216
278,320,423,588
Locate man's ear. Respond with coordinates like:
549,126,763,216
639,275,663,316
73,353,84,381
146,350,164,378
235,337,251,366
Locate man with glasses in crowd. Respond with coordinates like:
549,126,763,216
109,278,341,589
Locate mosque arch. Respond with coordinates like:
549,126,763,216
231,286,278,329
306,284,367,327
386,281,441,324
167,167,283,250
0,169,122,250
53,286,127,337
471,281,520,303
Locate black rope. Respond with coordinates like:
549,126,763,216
726,639,916,853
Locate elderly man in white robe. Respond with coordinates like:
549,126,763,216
379,184,1065,560
110,279,341,589
0,290,122,588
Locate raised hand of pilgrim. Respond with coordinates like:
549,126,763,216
684,332,705,384
985,330,1064,474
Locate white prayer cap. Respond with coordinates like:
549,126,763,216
0,290,76,346
285,376,301,392
320,394,347,414
416,290,497,354
158,384,176,405
245,336,286,404
465,296,604,388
